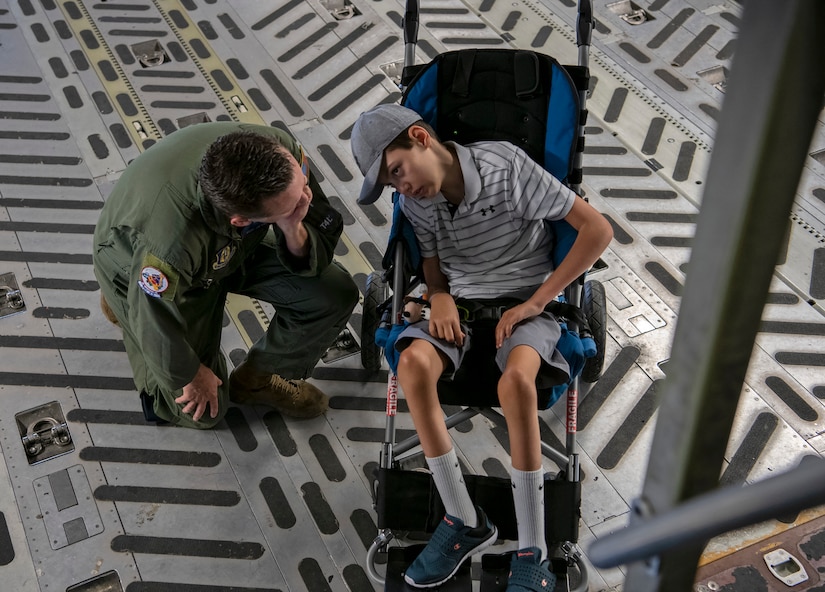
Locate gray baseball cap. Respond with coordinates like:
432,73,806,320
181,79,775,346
351,103,421,205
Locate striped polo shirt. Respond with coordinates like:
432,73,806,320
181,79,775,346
400,140,576,299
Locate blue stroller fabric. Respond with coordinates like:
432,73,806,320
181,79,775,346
382,193,422,276
375,321,407,374
403,49,579,183
546,322,595,408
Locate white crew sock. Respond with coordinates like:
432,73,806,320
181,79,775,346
511,467,547,560
427,449,477,527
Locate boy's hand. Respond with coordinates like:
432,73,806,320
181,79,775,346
496,300,544,348
428,292,465,347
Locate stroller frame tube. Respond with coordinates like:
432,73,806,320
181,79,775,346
379,245,409,470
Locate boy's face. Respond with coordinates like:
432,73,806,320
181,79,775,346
379,127,444,199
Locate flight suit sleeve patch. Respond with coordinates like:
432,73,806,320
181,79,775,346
137,254,179,300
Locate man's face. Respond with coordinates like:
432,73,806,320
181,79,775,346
230,151,311,228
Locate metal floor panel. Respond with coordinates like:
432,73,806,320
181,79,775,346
0,1,823,591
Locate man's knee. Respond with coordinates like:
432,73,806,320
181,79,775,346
328,264,359,309
315,264,359,320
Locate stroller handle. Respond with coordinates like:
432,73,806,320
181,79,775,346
576,0,593,48
403,0,419,45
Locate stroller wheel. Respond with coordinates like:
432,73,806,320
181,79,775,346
581,279,606,383
561,551,589,592
550,542,590,592
362,271,388,372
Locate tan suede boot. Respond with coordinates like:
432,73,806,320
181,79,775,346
229,361,329,419
100,293,120,326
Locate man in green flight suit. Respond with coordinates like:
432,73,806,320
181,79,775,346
93,122,360,429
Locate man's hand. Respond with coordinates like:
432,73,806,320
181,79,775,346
273,200,310,240
174,363,222,422
428,292,466,347
496,300,545,348
273,180,312,259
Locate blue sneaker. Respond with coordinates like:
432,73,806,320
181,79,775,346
507,547,556,591
404,507,498,588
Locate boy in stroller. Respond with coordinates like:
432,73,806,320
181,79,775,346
351,103,612,590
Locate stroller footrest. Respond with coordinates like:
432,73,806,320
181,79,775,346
479,552,569,592
385,545,473,591
376,468,581,543
383,546,570,592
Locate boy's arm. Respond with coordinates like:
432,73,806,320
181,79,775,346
533,197,613,307
422,255,466,347
496,197,613,347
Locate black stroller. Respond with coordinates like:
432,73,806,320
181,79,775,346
359,1,604,590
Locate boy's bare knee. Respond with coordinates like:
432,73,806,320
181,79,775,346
397,347,426,378
498,368,537,406
499,366,533,390
397,342,445,386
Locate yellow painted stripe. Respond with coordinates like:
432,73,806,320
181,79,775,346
56,0,162,145
337,232,374,279
223,294,269,349
150,0,265,126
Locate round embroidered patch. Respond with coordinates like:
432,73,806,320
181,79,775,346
138,266,169,297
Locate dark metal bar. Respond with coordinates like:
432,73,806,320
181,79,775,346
590,456,825,568
617,2,825,590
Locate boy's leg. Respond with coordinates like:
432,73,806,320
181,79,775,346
398,339,476,525
511,468,547,558
499,345,556,591
397,339,498,588
397,339,455,456
498,345,543,471
427,450,477,526
499,345,547,557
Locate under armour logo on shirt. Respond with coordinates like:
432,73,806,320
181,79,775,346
480,206,496,216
